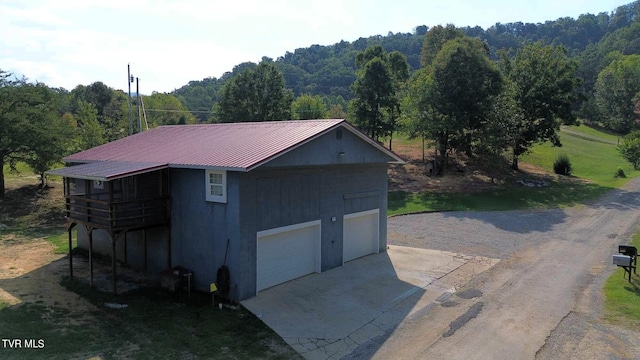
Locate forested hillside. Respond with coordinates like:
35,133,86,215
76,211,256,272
173,1,639,122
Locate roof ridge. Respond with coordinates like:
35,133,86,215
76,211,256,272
158,118,345,128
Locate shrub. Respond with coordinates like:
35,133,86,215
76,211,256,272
553,154,572,176
615,167,626,178
618,130,640,170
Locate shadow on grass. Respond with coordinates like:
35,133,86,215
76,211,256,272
0,257,299,360
388,182,635,234
389,182,614,215
623,281,640,295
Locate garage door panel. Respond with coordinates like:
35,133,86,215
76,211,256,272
343,209,379,263
257,221,320,291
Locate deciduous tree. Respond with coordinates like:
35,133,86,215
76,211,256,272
420,24,465,68
215,61,293,122
618,130,640,169
499,43,581,169
594,54,640,133
350,45,409,143
74,100,105,150
291,94,328,119
430,37,504,159
0,71,71,194
142,92,197,127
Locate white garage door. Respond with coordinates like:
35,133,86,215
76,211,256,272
343,209,380,263
256,220,321,292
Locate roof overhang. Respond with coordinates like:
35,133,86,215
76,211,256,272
46,161,168,181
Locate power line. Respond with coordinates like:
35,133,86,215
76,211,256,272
143,109,214,113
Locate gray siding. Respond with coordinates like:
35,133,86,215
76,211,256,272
235,164,388,300
255,172,321,231
170,169,241,299
318,165,388,270
260,128,393,169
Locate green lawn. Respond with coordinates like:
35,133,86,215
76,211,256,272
523,125,639,188
0,281,297,359
389,125,640,216
604,229,640,331
388,182,608,215
561,124,622,144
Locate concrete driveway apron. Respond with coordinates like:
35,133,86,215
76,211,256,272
241,245,498,359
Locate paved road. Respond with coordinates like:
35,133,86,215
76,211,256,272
374,179,640,359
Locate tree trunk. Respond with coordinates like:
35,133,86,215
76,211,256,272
389,132,393,151
0,155,5,198
512,154,519,171
464,133,474,157
39,172,46,188
422,136,425,162
436,133,447,176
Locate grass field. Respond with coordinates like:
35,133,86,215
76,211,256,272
0,167,70,254
522,125,638,188
389,125,640,215
604,228,640,331
0,281,297,359
388,182,607,215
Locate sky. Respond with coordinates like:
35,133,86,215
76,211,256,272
0,0,632,94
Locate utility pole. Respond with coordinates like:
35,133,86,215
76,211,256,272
136,77,141,133
127,64,133,135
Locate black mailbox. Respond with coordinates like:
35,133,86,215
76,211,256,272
616,245,637,282
619,245,637,257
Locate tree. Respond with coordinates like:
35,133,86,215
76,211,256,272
71,82,128,141
74,100,105,150
291,94,328,119
327,104,347,119
173,77,222,123
0,71,71,195
215,61,293,122
142,92,197,127
420,24,465,68
499,43,581,169
401,69,440,162
429,37,504,160
594,54,640,133
618,130,640,169
350,45,409,144
25,106,75,187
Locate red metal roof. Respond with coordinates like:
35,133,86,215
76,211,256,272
63,119,402,171
47,161,167,181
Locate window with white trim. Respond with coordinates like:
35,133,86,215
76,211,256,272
205,170,227,203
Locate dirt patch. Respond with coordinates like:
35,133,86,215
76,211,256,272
0,240,98,313
388,148,588,193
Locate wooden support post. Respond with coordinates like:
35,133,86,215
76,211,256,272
143,229,147,271
68,226,73,279
112,234,117,295
167,226,172,269
124,232,128,265
88,228,94,288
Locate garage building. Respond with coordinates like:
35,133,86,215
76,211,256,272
48,119,403,301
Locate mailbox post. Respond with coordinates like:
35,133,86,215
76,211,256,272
613,245,637,283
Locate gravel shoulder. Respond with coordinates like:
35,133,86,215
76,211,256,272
384,179,640,359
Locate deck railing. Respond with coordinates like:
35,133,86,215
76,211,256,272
65,195,170,231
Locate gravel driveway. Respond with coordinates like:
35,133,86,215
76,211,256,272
388,208,567,259
376,180,640,359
